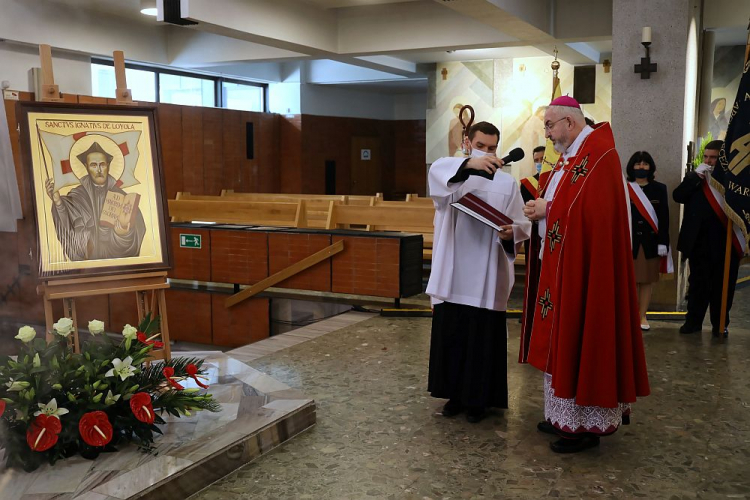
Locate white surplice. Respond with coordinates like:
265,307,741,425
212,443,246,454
426,157,531,312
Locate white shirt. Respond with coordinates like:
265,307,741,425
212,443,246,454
538,125,594,258
426,157,531,311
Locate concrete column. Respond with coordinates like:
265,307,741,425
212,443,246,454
611,0,702,311
697,29,715,138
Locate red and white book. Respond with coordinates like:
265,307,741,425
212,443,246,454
451,192,513,231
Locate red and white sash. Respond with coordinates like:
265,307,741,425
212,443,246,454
627,182,674,274
702,176,747,256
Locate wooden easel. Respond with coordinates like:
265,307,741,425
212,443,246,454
37,48,168,359
37,272,172,361
38,45,63,102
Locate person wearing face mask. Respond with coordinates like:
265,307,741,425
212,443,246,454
519,146,547,203
521,96,650,453
426,121,531,424
673,140,739,337
625,151,670,331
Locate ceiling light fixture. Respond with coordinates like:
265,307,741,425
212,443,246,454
140,0,157,16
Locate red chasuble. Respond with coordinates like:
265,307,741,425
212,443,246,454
525,123,650,408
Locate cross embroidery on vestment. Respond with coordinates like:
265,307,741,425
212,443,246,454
571,155,590,184
538,288,553,319
547,220,562,253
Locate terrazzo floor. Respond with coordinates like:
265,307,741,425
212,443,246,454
191,279,750,499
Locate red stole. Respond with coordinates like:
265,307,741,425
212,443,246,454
525,123,650,408
701,177,745,256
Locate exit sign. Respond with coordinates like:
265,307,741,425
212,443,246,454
179,234,202,249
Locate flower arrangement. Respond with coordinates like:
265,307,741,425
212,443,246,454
0,314,220,471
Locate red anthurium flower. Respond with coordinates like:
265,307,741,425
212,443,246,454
130,392,155,424
0,400,5,418
26,414,62,452
79,411,113,447
137,332,164,349
186,364,209,389
162,366,184,390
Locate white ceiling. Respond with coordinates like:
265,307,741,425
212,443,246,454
399,46,549,64
313,78,428,93
302,0,421,8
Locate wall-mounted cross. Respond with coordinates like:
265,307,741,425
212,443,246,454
441,67,448,80
634,44,657,79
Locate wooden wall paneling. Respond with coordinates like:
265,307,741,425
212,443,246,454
268,233,332,291
211,294,269,347
279,114,302,193
331,236,400,297
169,227,212,281
78,96,109,105
222,109,244,193
256,112,280,193
164,288,212,344
74,295,110,333
5,93,46,326
5,96,36,270
202,107,224,195
394,120,427,197
181,106,204,194
108,292,141,335
378,120,395,198
0,233,20,320
157,104,184,199
210,230,268,285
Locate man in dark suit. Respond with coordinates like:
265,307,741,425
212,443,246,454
673,140,740,337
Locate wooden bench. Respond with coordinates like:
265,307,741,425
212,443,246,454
168,199,304,227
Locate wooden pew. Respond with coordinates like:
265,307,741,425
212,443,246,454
221,190,380,206
168,199,303,227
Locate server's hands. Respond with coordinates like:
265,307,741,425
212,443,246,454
498,225,514,240
465,156,504,176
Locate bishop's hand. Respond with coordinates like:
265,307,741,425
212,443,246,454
465,156,504,175
523,198,547,221
45,179,61,206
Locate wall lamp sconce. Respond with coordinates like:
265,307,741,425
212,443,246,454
634,27,657,79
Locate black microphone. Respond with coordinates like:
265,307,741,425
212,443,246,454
500,147,525,165
473,148,526,180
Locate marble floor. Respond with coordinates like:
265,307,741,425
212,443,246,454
191,279,750,499
0,352,315,500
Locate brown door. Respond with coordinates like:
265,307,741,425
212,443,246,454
351,137,381,195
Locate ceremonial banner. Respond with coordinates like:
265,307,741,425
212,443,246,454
17,103,171,278
712,58,750,256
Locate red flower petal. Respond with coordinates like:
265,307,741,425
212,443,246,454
162,367,174,378
0,400,5,418
26,415,61,452
185,364,210,388
130,392,155,424
167,378,184,390
79,411,113,447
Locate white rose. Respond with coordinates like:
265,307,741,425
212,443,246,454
53,317,74,337
15,326,37,343
88,320,105,335
122,324,138,340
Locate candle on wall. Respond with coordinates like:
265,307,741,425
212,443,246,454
642,27,652,44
